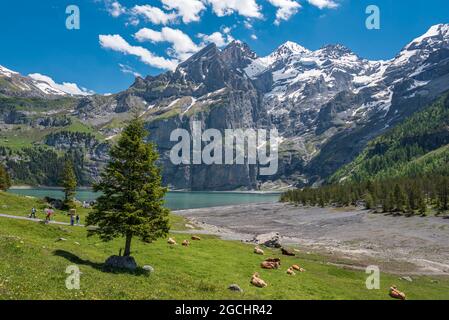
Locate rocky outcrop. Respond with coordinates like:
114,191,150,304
104,256,137,272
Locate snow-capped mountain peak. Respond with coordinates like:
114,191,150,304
242,23,449,129
244,41,311,78
275,41,309,56
391,23,449,71
28,73,93,96
406,24,449,50
0,64,94,97
0,65,19,77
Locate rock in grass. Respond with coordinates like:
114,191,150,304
104,255,137,271
400,276,413,282
228,284,243,292
253,232,281,248
56,237,67,242
281,248,295,256
142,265,154,274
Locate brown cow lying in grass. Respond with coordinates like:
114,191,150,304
191,236,201,241
286,267,296,275
261,258,281,270
254,247,264,255
389,286,406,300
182,240,190,246
291,264,306,272
167,238,177,245
251,273,267,288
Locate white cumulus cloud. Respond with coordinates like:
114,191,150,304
161,0,205,23
307,0,338,9
107,1,126,17
205,0,263,19
99,34,178,70
198,31,234,47
268,0,301,25
131,5,177,25
134,27,201,61
28,73,94,96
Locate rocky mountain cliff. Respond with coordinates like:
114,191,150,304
1,24,449,190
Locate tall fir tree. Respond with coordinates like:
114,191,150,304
0,164,11,191
437,177,449,213
62,159,77,209
382,191,394,213
417,193,427,215
364,193,375,210
86,117,170,257
393,184,407,212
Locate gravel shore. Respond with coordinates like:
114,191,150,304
174,203,449,275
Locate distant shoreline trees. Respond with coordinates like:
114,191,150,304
281,175,449,215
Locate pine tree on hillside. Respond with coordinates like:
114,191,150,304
364,193,375,210
382,191,394,213
61,159,77,209
418,193,427,215
437,177,449,213
393,184,407,212
0,164,11,191
86,117,170,257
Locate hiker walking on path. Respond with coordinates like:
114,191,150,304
45,208,53,224
29,207,36,219
75,214,80,225
70,214,75,226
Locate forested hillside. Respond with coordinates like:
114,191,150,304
282,92,449,214
330,92,449,183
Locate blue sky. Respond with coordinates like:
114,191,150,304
0,0,448,94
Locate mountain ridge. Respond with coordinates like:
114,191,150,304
1,24,449,190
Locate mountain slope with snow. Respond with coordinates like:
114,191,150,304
2,24,449,189
0,65,93,98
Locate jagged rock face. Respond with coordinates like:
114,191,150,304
303,25,449,182
56,25,449,188
2,25,449,189
242,24,449,185
140,42,265,190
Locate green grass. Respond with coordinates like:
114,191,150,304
0,192,186,227
0,134,35,149
0,96,77,112
64,118,104,140
1,192,449,300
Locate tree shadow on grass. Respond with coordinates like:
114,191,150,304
53,250,149,276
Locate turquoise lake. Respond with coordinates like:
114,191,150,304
8,188,280,210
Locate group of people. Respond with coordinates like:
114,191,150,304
29,207,80,226
70,213,81,226
29,207,54,222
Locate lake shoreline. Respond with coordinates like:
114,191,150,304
174,202,449,276
6,188,281,210
10,186,282,194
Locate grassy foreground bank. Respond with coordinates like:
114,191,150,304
1,192,449,300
